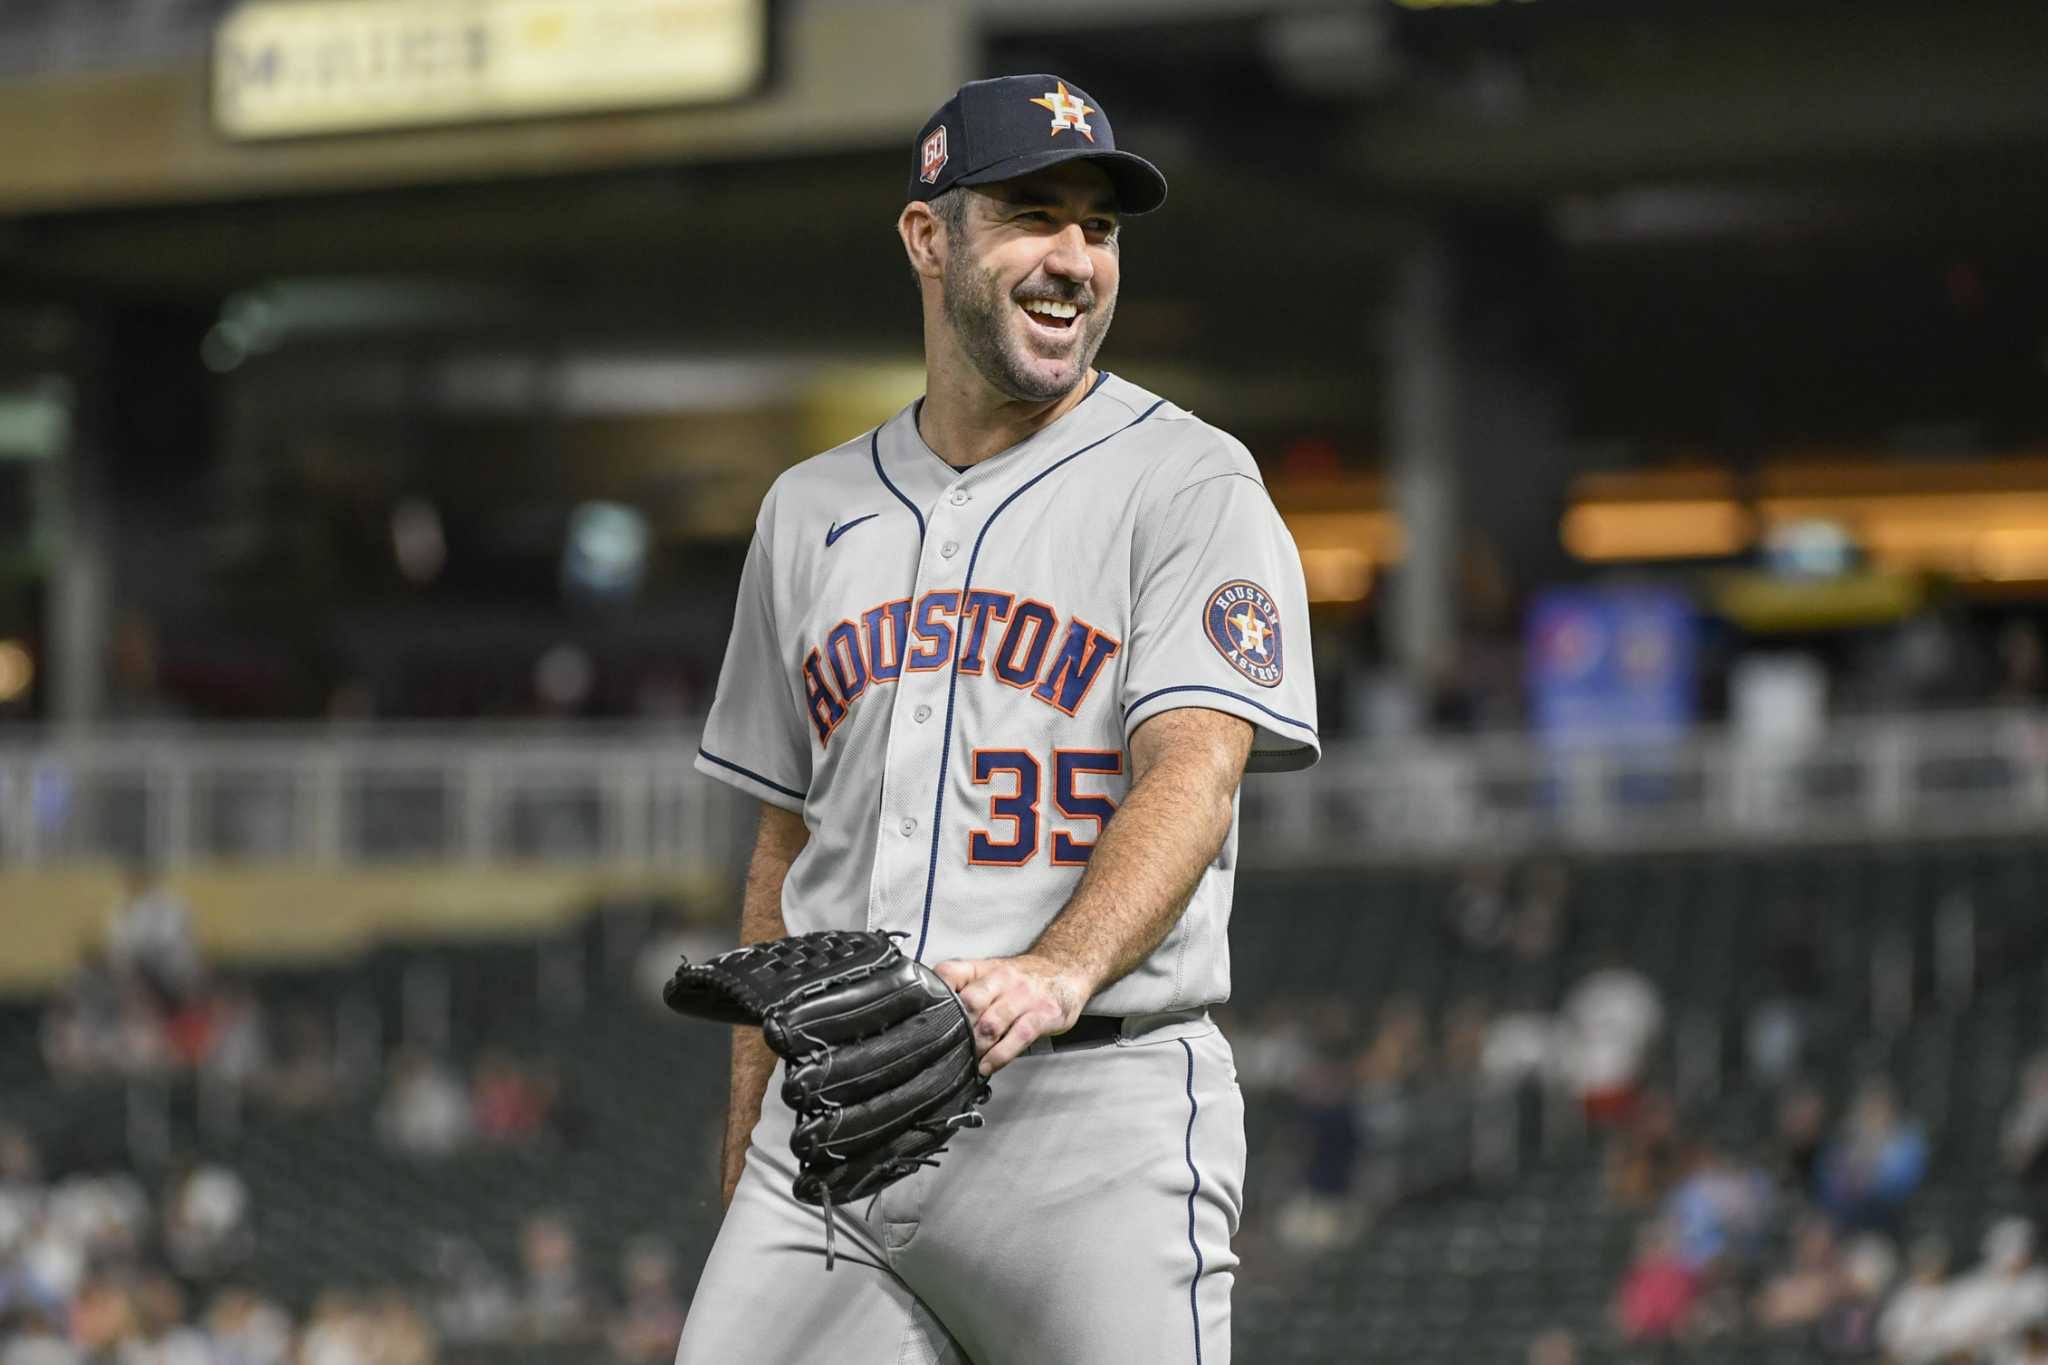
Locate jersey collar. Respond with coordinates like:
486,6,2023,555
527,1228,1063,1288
874,372,1138,514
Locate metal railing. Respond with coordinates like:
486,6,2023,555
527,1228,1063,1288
1240,706,2048,864
0,725,751,871
4,709,2048,870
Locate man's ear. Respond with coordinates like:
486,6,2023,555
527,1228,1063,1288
899,202,947,282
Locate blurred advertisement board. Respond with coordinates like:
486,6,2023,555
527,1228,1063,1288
215,0,767,139
1526,585,1698,745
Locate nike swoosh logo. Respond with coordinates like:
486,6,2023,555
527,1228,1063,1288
825,514,879,548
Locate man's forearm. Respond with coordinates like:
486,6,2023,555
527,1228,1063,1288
723,1026,779,1208
720,803,807,1207
1031,710,1248,999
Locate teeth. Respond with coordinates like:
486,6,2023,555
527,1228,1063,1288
1022,299,1079,320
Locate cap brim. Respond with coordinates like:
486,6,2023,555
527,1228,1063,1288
954,146,1168,216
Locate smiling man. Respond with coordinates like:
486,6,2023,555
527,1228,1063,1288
678,75,1319,1365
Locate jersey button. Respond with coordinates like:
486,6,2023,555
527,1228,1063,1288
913,704,932,723
949,490,970,506
899,818,917,837
940,540,959,559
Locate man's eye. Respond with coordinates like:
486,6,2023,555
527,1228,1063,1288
1087,221,1117,235
1019,211,1054,224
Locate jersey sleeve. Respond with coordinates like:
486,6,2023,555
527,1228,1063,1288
694,528,811,813
1122,467,1320,773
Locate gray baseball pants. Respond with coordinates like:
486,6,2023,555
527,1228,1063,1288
674,1015,1243,1365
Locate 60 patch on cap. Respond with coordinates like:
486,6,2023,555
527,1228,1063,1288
1205,580,1284,688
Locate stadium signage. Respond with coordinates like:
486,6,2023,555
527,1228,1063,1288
214,0,767,140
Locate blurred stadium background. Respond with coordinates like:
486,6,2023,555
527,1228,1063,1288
4,1,2048,1362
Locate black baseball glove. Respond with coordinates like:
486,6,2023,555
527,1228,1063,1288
663,929,991,1263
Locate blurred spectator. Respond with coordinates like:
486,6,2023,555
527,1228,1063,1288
161,1163,253,1280
1274,1001,1367,1250
41,947,167,1084
1479,1009,1560,1089
1563,956,1663,1126
518,1212,594,1342
376,1048,471,1159
69,1278,139,1360
0,1308,80,1365
1615,1219,1700,1343
1816,1080,1929,1231
1445,862,1512,953
46,1171,149,1269
162,989,227,1073
200,982,273,1088
12,1220,86,1312
298,1290,371,1365
529,1057,591,1153
1879,1236,1955,1365
1819,1234,1898,1357
421,1237,517,1346
0,1125,42,1229
1753,1218,1842,1332
106,864,203,1009
358,1289,436,1365
1507,859,1571,971
1746,995,1808,1088
265,1008,341,1112
1774,1081,1830,1193
1356,995,1429,1095
1937,1217,2048,1361
127,1275,213,1365
2002,1052,2048,1183
1665,1143,1774,1271
1359,995,1446,1205
1606,1090,1684,1210
205,1287,294,1365
607,1236,686,1364
1439,995,1491,1081
470,1051,549,1145
2008,1320,2048,1365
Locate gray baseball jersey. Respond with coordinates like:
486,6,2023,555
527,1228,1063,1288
693,370,1319,1015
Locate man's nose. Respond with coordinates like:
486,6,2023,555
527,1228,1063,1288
1044,224,1094,281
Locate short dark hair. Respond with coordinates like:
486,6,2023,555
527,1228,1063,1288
906,186,971,286
930,186,970,238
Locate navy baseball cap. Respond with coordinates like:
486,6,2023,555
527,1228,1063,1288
908,74,1168,215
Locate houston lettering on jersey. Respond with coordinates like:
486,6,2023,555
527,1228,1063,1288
801,588,1120,744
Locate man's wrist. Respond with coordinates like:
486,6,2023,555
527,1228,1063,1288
1023,941,1106,1016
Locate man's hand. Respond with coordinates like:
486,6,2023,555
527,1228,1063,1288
931,953,1090,1077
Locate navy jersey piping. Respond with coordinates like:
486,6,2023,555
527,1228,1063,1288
902,372,1114,482
1124,683,1316,736
870,428,925,542
913,397,1167,962
696,746,805,802
1180,1037,1207,1365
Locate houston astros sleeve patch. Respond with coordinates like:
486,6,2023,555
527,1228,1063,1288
1203,580,1283,688
1121,467,1320,773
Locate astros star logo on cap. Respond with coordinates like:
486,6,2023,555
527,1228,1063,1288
1029,81,1096,142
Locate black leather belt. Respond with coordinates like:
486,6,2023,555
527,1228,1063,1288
1047,1014,1124,1052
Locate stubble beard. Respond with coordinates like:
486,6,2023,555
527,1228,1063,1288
941,251,1115,404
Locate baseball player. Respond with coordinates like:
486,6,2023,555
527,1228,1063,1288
678,74,1319,1364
